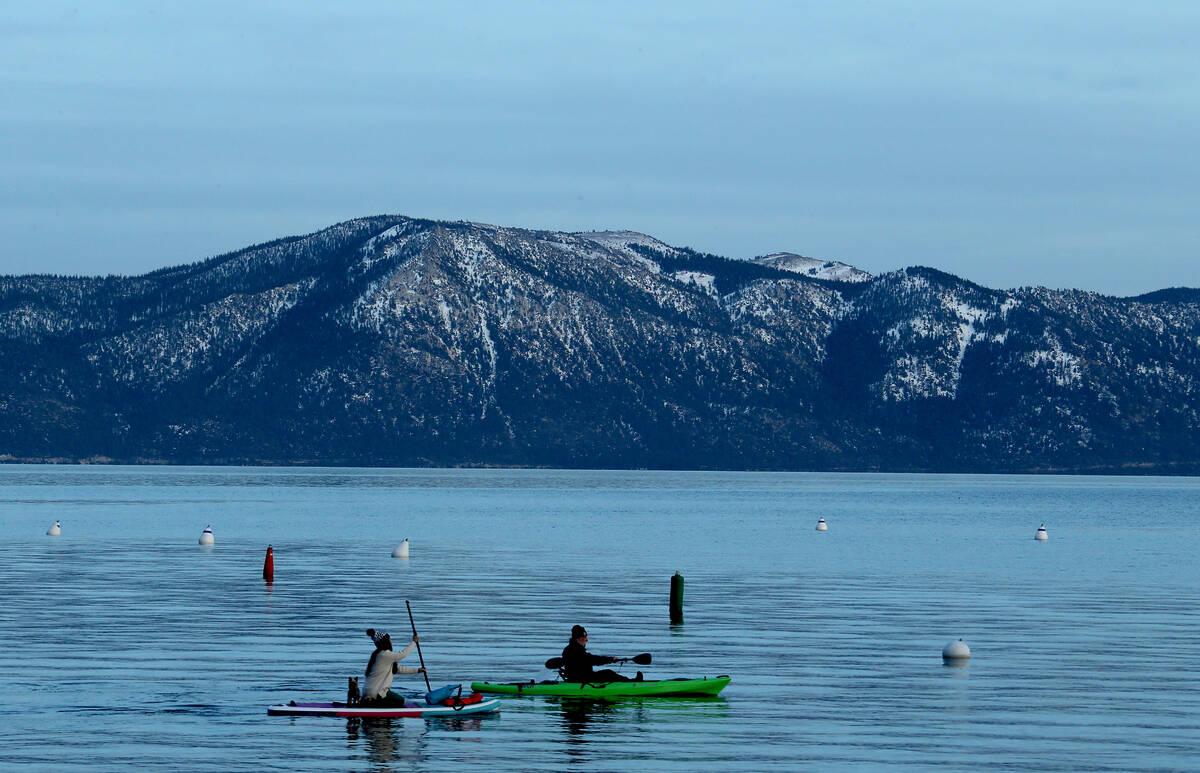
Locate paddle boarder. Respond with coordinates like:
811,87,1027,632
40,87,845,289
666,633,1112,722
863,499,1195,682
562,625,635,682
360,628,425,706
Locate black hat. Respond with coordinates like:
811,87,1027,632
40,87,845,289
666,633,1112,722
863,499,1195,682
571,625,587,639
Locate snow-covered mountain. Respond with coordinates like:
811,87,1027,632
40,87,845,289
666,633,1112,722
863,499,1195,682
1,215,1197,472
752,252,873,283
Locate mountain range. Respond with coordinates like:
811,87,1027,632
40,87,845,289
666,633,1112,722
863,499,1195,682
2,214,1198,473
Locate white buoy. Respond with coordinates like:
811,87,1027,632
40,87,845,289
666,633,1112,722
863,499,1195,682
942,638,971,661
46,521,61,537
199,525,215,546
815,518,828,531
391,538,410,559
1035,524,1048,541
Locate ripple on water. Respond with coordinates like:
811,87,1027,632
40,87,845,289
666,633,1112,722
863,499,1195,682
0,467,1198,771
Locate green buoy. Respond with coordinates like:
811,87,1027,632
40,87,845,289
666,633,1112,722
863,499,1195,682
670,571,684,624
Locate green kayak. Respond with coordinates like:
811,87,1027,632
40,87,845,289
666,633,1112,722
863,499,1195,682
471,676,730,698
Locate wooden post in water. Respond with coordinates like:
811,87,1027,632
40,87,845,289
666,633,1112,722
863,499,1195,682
670,571,684,624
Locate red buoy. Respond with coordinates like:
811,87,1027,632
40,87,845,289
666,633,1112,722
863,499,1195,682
263,545,274,583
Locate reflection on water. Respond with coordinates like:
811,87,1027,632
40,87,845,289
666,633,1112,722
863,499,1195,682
431,716,485,733
548,696,734,766
345,718,423,770
555,698,618,745
343,713,489,770
0,466,1198,772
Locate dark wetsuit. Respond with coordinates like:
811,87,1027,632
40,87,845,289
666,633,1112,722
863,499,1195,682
562,639,630,682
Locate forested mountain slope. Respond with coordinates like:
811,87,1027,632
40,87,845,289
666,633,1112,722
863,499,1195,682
2,216,1197,472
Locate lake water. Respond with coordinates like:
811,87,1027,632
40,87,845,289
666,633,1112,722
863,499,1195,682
0,466,1197,771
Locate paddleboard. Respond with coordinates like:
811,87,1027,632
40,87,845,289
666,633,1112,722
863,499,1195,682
267,698,501,718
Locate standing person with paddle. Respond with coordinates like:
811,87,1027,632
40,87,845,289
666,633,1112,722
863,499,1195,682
562,625,639,683
360,628,425,707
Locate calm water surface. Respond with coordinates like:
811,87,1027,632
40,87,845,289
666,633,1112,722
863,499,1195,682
0,466,1197,771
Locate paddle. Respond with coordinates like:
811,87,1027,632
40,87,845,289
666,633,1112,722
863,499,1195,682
406,600,433,692
544,652,652,670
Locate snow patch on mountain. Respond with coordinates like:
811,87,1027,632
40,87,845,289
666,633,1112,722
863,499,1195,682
1025,345,1083,387
84,280,313,387
672,271,717,295
578,230,674,253
952,303,984,380
753,253,872,283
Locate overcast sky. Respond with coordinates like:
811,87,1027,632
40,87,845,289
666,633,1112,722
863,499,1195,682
2,1,1198,295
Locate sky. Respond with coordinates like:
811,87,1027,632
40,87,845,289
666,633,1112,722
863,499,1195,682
2,1,1198,295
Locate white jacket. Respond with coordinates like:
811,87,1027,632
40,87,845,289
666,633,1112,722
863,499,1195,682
362,640,421,699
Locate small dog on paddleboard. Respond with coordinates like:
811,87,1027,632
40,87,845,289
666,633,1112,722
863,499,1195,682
347,677,360,706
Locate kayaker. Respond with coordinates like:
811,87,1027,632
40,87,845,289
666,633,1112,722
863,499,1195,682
360,628,425,706
561,625,633,683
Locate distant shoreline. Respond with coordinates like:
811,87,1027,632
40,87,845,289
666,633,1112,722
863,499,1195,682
2,456,1197,477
